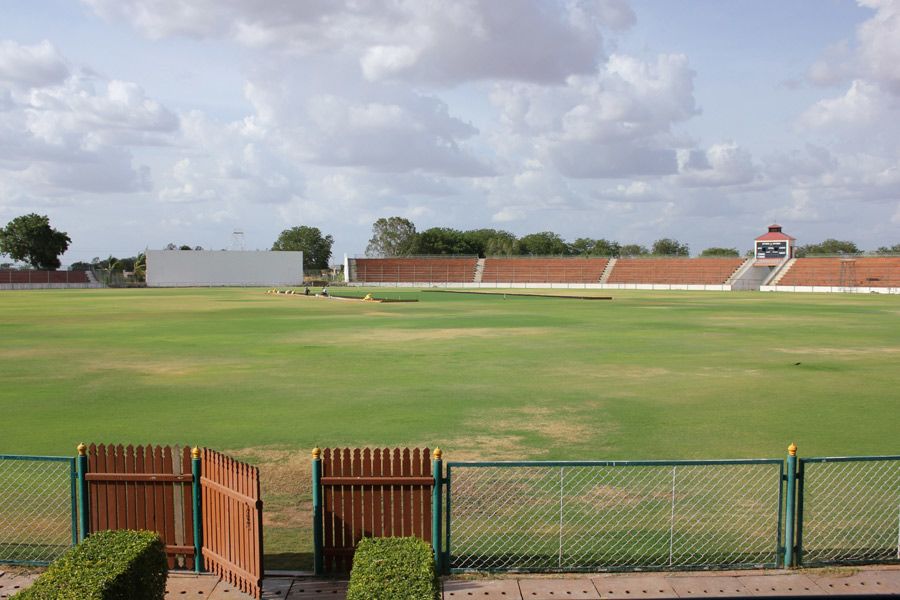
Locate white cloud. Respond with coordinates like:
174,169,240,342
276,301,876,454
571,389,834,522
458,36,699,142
676,143,757,188
490,53,698,179
857,0,900,95
0,40,69,88
83,0,632,85
0,42,177,195
799,79,891,129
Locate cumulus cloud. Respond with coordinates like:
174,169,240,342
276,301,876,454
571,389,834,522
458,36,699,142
491,53,698,179
675,143,757,188
857,0,900,94
83,0,633,85
236,69,493,177
0,40,69,88
0,40,176,195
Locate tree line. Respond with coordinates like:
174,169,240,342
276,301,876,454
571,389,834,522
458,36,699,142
2,213,899,273
366,216,712,258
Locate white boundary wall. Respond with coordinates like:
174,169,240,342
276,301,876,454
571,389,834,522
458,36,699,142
147,250,303,287
349,281,900,294
761,285,900,295
348,282,733,291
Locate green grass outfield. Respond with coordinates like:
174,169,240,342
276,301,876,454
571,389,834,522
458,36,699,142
1,287,897,459
1,287,897,567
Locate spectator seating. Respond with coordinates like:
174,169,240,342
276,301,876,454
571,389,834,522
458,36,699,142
777,257,900,288
606,258,745,285
353,258,477,283
481,258,609,283
0,270,90,284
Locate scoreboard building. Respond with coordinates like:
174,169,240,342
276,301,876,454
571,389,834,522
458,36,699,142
754,224,795,266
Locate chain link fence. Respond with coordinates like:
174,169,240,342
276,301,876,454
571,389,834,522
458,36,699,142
798,456,900,566
446,460,783,572
0,455,77,565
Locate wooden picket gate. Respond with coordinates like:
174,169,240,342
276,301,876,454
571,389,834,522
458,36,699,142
200,448,263,599
83,444,264,599
85,444,197,569
319,447,434,573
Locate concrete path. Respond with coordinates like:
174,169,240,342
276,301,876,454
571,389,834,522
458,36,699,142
4,565,899,599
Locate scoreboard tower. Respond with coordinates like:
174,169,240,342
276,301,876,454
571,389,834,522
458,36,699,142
754,224,795,266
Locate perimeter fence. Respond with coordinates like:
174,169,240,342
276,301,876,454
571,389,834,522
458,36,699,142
441,453,900,573
445,459,784,572
0,455,76,565
797,456,900,566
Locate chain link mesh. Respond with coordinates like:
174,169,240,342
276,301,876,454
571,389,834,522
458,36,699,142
0,456,75,565
800,458,900,565
448,462,782,572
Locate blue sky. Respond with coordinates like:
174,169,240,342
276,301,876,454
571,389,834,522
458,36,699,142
1,0,898,263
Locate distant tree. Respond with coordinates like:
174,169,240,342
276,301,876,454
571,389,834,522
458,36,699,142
70,261,93,271
796,239,859,257
620,244,649,257
700,247,740,257
570,238,621,257
875,244,900,254
516,232,569,256
0,213,71,270
366,217,418,257
272,225,334,270
462,229,517,257
133,253,146,282
178,245,192,251
413,228,476,255
651,238,690,256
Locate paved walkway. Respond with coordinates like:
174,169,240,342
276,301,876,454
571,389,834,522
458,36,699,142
4,565,899,599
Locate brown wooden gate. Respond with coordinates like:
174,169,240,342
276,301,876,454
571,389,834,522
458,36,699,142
85,444,196,569
200,448,263,599
321,447,433,572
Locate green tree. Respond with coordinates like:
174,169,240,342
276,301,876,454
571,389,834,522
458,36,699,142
462,229,517,257
569,238,621,257
620,244,649,256
651,238,690,256
133,253,146,282
413,228,476,255
272,226,334,270
700,247,740,257
0,213,71,270
875,244,900,254
366,217,418,257
516,232,569,256
796,239,859,257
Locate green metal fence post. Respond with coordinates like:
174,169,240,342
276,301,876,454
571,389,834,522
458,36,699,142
76,443,89,542
783,442,798,568
432,448,443,575
312,447,324,576
192,447,203,573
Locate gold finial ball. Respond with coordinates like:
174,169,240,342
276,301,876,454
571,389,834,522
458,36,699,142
192,446,201,459
77,443,87,456
433,448,442,461
312,447,321,459
788,442,797,456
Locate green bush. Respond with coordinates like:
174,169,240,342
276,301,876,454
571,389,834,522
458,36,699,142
15,530,167,600
347,537,438,600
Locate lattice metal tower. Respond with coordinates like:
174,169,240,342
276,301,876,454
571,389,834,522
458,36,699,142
839,258,857,290
230,230,245,251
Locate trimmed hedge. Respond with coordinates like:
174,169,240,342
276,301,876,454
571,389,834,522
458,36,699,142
15,530,167,600
347,537,438,600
